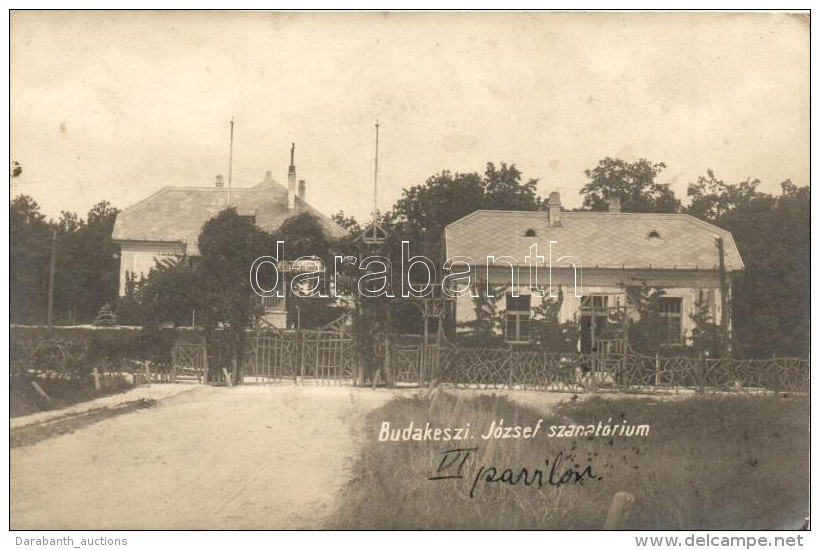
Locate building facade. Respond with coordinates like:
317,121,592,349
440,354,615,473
444,193,744,352
111,150,347,327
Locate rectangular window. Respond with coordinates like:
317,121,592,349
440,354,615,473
580,295,609,311
659,297,683,344
505,294,531,343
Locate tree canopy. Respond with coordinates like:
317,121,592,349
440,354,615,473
685,169,761,222
685,175,809,358
10,196,120,324
580,157,680,213
389,162,543,265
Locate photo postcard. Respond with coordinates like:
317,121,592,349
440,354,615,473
8,10,811,536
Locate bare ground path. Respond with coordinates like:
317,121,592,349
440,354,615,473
11,384,400,530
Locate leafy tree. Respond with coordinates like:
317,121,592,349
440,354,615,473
135,209,274,382
626,284,667,354
684,172,809,358
470,281,503,338
81,201,121,319
452,281,505,347
581,157,680,213
390,162,542,264
273,212,333,263
57,211,84,232
10,194,121,325
390,170,484,265
271,212,343,329
725,182,809,358
115,271,147,326
331,211,363,234
483,162,542,211
139,257,199,329
50,201,120,324
335,162,546,356
685,169,760,222
530,287,579,352
10,195,52,323
196,208,275,382
689,296,719,358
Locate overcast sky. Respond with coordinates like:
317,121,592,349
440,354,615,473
10,11,809,224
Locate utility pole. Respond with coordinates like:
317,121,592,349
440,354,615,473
47,228,57,326
716,236,730,357
228,117,235,207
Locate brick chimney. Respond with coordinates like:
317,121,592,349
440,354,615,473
215,174,224,188
287,143,296,210
264,170,272,182
609,195,621,213
548,191,561,226
298,180,306,201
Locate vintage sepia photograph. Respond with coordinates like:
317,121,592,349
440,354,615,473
8,10,811,535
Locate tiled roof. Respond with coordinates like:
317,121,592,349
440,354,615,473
112,177,348,255
445,210,744,272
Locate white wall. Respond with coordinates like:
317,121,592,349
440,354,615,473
117,241,188,295
452,266,732,345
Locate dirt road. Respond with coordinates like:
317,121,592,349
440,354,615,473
11,384,399,529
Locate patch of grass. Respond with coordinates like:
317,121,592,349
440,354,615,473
10,398,157,448
330,391,809,530
10,375,134,418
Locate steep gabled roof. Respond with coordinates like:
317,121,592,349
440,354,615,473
112,177,347,255
445,210,744,272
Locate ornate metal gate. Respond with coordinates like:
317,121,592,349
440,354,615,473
300,330,355,383
171,342,207,381
245,329,300,382
244,326,353,384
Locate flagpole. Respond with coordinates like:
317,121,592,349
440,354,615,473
373,120,379,223
228,117,235,207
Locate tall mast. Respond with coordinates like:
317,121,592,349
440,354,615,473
228,117,235,207
373,120,379,223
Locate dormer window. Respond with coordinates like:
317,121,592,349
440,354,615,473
647,230,661,240
524,228,536,237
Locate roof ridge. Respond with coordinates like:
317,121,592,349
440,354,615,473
112,186,182,227
117,179,288,212
162,181,281,191
443,209,744,271
292,197,348,235
444,209,546,231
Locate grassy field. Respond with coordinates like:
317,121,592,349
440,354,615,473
330,390,809,530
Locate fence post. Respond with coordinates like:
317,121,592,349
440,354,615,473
654,352,660,387
254,329,259,383
30,380,52,402
603,491,634,529
314,332,320,385
384,335,394,388
300,331,306,380
92,366,102,392
202,345,208,384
